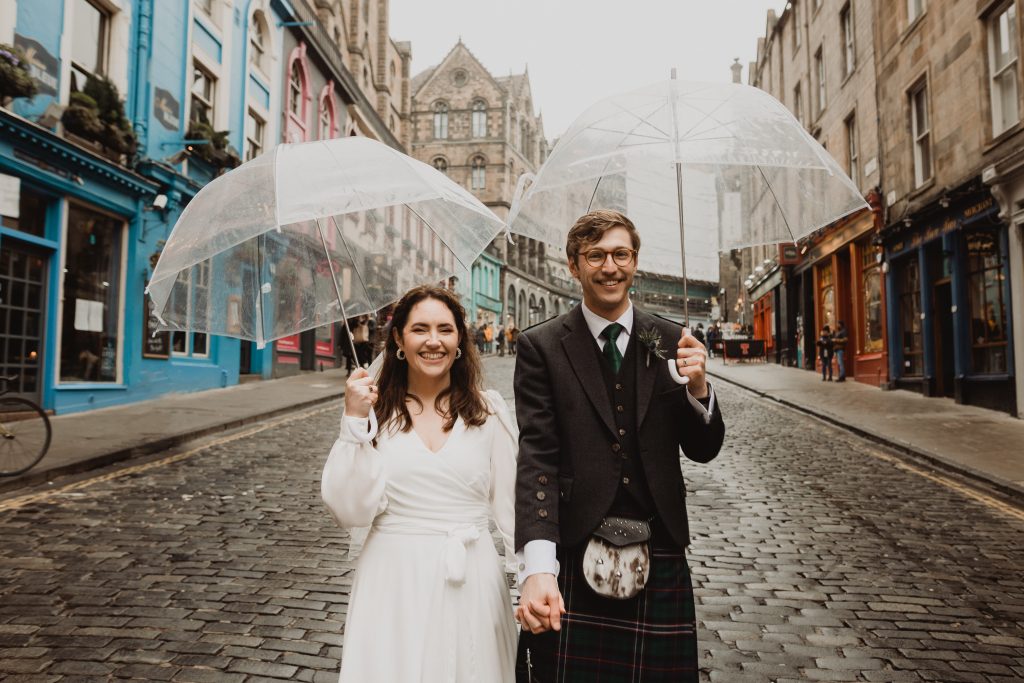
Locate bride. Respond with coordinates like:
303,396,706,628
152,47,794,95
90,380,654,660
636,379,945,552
321,285,517,682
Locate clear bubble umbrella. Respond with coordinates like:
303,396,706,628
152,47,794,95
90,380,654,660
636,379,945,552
146,136,504,353
508,74,869,323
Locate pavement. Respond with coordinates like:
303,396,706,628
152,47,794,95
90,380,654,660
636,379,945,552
706,358,1024,501
3,356,1023,505
0,370,347,495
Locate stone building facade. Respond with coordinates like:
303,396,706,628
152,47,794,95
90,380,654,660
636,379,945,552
742,0,887,378
873,0,1017,414
409,42,580,330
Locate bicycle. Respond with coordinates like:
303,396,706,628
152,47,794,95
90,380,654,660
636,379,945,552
0,375,52,477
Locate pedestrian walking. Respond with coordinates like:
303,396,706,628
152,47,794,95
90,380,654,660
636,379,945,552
484,323,494,355
497,325,506,356
508,325,519,356
322,285,518,682
832,320,848,382
693,323,706,346
352,315,372,367
513,210,724,682
817,325,834,381
337,322,356,374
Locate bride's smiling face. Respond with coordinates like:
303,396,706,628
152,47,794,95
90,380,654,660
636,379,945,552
395,298,461,381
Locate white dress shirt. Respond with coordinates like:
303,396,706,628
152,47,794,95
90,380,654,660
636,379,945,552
515,301,717,584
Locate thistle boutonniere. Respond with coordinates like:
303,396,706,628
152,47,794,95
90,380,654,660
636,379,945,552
638,327,667,367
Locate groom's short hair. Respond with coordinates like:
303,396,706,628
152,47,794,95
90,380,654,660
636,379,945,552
566,210,641,263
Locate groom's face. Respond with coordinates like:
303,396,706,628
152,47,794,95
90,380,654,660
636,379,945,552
569,226,638,317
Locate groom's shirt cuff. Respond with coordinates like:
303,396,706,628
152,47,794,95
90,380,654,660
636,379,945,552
515,540,559,584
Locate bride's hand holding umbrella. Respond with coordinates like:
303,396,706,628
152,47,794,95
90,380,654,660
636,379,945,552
345,368,377,419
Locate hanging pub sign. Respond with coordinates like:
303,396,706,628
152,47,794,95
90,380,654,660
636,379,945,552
143,291,170,359
153,87,181,131
778,243,801,265
13,34,58,97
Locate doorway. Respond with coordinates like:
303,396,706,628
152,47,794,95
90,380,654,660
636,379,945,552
933,279,954,397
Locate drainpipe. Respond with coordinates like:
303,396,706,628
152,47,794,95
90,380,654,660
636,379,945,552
132,0,154,155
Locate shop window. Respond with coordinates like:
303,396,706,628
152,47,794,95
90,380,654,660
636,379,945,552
967,230,1008,374
860,244,883,353
170,261,210,358
0,182,47,237
60,204,123,383
899,258,923,376
988,1,1019,136
70,0,109,93
818,262,835,332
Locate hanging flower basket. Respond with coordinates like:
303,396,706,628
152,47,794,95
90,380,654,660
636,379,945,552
60,76,137,163
0,44,38,101
186,120,241,173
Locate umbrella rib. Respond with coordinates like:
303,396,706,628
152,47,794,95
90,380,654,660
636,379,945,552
756,164,797,243
330,214,375,315
675,92,739,148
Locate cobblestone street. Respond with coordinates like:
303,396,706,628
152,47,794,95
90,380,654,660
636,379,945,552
1,356,1023,682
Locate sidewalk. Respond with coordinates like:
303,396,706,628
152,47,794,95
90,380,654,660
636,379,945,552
0,369,347,495
708,358,1024,500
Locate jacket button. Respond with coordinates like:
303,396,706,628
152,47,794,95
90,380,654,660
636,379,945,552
611,443,621,452
536,491,546,501
538,509,548,519
538,475,548,485
615,383,623,391
616,405,624,413
619,428,626,436
622,477,630,485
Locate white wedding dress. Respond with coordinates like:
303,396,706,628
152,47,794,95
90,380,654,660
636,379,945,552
321,389,518,683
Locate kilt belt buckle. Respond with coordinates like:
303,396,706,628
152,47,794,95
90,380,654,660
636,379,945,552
582,516,652,600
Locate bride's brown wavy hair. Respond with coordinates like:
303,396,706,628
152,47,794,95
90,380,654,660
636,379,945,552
374,285,489,440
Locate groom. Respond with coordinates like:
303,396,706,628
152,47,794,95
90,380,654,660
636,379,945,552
513,210,725,682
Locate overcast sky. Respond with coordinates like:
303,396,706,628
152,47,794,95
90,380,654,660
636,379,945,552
389,0,788,139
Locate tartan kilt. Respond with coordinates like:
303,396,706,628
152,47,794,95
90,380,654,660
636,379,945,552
516,542,698,683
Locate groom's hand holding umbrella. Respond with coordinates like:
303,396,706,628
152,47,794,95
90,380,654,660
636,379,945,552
345,368,378,418
676,330,709,399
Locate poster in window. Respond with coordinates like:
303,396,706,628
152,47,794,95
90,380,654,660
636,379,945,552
226,295,242,335
277,334,300,353
143,291,171,359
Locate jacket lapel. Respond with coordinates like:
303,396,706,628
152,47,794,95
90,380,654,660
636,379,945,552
634,308,661,429
561,306,617,437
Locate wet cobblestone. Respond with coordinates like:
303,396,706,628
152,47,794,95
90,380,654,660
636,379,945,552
0,355,1021,681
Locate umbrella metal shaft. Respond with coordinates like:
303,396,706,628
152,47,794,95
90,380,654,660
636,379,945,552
315,217,361,364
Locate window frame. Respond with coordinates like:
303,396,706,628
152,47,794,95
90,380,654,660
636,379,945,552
987,0,1020,136
907,0,925,24
433,101,449,139
966,229,1009,374
432,156,449,174
841,2,856,78
793,81,803,125
472,100,487,138
909,78,932,187
249,10,267,74
845,111,858,187
471,156,486,190
814,45,826,116
190,61,216,125
245,108,265,161
899,257,923,376
70,0,110,93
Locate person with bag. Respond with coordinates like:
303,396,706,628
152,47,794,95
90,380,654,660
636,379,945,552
512,210,725,682
322,285,518,682
832,320,848,382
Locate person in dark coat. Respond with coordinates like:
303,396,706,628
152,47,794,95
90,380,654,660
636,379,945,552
513,210,725,682
817,325,834,381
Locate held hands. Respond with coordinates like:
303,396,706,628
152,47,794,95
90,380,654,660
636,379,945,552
344,368,378,418
516,573,565,634
676,328,709,399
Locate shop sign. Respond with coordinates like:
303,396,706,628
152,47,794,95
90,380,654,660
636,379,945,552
778,243,801,265
277,335,300,354
13,34,59,96
153,87,180,131
887,196,998,257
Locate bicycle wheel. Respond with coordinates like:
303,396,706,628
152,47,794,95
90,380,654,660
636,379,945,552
0,397,52,477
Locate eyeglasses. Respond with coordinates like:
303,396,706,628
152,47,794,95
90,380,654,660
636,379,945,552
581,248,637,267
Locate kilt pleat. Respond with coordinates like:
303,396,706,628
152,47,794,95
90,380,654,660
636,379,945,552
516,545,697,683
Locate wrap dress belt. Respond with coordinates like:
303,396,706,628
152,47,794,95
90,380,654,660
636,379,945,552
372,514,490,682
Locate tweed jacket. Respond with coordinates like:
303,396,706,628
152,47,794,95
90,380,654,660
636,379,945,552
513,304,725,551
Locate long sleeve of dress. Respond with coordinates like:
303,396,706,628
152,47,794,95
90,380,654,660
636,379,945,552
485,390,518,574
321,409,389,529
